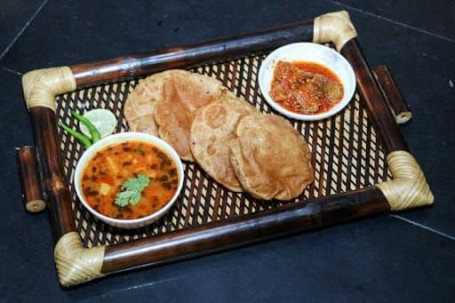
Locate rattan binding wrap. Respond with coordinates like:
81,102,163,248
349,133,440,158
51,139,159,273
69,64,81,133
377,151,434,211
313,10,357,51
54,232,105,287
22,67,76,112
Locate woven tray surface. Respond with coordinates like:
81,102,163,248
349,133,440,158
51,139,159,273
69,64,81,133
56,54,392,248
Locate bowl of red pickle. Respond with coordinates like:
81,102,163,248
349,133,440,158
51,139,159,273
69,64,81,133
259,42,356,121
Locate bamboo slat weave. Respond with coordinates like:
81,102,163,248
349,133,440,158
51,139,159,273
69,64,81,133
55,54,392,248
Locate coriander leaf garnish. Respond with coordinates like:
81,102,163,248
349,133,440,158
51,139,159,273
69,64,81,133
115,191,140,207
115,174,150,207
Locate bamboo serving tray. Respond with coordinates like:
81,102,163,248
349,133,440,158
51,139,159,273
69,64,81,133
21,11,433,287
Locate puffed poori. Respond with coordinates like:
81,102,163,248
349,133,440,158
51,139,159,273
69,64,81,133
190,95,258,191
153,70,227,161
124,70,172,136
229,114,314,200
124,69,314,200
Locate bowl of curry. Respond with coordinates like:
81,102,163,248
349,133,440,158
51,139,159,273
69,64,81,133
74,132,184,229
259,42,356,121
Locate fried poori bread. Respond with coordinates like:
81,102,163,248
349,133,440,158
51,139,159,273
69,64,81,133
154,70,227,161
190,96,258,191
229,114,313,200
124,70,173,136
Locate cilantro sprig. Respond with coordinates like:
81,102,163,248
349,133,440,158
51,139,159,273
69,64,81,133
115,174,150,207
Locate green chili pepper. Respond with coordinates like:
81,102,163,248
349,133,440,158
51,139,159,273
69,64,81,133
59,122,92,149
71,111,101,143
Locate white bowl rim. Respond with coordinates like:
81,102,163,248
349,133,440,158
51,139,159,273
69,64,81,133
74,132,184,228
258,42,356,121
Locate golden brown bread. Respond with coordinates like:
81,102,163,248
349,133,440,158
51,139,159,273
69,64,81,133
123,71,172,136
124,69,314,200
229,114,314,200
153,70,227,161
190,95,258,191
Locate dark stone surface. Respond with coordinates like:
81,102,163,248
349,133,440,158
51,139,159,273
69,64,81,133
0,0,335,72
0,0,46,58
331,0,455,41
1,0,454,302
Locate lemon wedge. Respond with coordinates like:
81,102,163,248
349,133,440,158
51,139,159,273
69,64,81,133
79,109,117,138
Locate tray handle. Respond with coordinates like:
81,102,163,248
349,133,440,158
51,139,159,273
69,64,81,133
22,67,78,239
16,146,46,213
373,65,412,124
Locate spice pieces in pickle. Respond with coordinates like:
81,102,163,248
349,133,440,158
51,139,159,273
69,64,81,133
270,61,344,114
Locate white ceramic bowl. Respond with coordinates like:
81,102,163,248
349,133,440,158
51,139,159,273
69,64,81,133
259,42,356,121
74,132,184,229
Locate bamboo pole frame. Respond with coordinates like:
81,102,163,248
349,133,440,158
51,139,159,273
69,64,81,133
21,11,433,287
